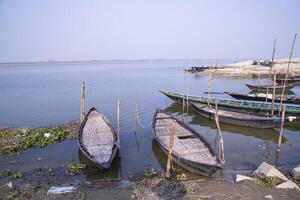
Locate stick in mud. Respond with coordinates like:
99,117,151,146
276,105,286,153
185,69,189,110
207,65,212,106
166,121,175,178
280,33,297,111
265,39,277,102
271,71,277,116
214,100,225,164
80,81,85,123
117,99,120,150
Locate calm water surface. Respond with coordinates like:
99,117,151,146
0,60,299,181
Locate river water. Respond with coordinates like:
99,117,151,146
0,60,299,181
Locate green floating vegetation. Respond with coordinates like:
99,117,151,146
8,126,75,155
170,168,188,181
0,129,29,139
66,163,86,175
144,167,157,178
0,170,23,179
254,176,282,187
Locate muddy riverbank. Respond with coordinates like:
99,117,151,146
1,167,300,200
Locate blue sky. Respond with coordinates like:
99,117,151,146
0,0,299,62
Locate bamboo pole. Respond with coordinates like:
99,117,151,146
257,62,260,93
214,100,225,164
185,69,189,110
166,121,175,178
280,33,297,110
265,39,277,102
134,98,138,132
276,105,286,153
80,81,85,123
207,65,212,106
117,99,120,149
271,71,277,116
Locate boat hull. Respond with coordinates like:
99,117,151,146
152,109,222,176
226,92,300,105
159,90,300,116
190,102,281,129
77,107,119,170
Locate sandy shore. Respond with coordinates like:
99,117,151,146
205,58,300,78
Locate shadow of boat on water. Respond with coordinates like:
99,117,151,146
164,103,288,144
79,150,122,180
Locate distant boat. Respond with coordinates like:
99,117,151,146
225,92,300,105
190,102,285,129
245,83,294,92
153,109,223,176
77,107,119,169
159,90,300,116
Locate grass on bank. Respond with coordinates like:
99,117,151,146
0,124,78,155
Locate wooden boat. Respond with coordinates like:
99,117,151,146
225,92,300,105
190,102,284,129
77,107,119,169
245,83,294,92
276,77,300,84
153,109,222,176
159,90,300,116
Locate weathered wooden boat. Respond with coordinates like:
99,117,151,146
77,107,119,169
159,90,300,116
190,102,285,128
225,92,300,105
245,83,294,92
276,78,300,84
153,109,222,176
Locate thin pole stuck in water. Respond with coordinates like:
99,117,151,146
185,69,189,110
280,33,297,110
166,121,175,178
257,62,260,93
134,98,138,133
276,105,286,153
271,71,277,116
214,100,225,164
207,65,212,106
80,81,85,123
117,99,120,149
266,39,277,102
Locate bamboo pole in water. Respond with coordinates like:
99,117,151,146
214,100,225,164
257,62,260,93
134,98,138,133
266,39,277,102
80,81,85,123
117,99,120,149
185,69,189,110
207,65,212,106
276,105,286,153
166,121,175,178
280,33,297,111
271,71,277,116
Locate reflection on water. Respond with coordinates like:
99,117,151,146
0,60,299,181
79,150,122,180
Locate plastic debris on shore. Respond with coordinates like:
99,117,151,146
275,180,300,191
235,174,253,183
47,186,76,194
252,162,288,181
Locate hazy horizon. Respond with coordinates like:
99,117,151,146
0,0,299,63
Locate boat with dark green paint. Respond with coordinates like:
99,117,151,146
159,90,300,116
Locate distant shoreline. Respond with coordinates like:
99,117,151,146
0,58,242,66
